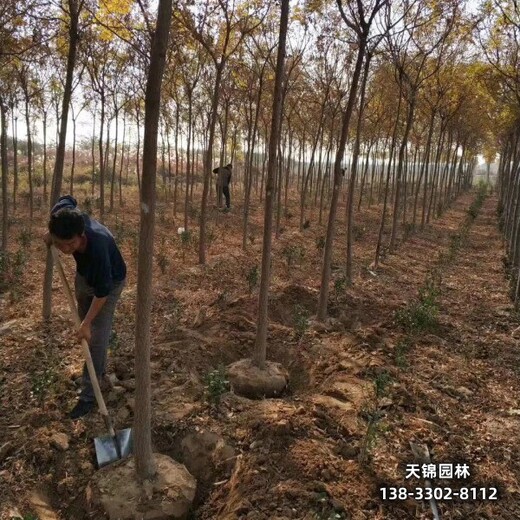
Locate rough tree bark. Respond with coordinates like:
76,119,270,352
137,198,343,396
42,0,81,320
0,99,8,252
254,0,289,369
134,0,173,480
316,38,366,321
11,108,18,213
346,53,371,284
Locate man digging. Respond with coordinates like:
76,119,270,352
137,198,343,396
44,195,127,419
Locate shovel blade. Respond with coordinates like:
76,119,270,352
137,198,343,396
94,428,133,468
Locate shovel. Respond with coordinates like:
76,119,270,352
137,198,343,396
50,245,133,468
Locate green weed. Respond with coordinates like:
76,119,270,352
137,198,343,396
395,299,438,334
396,275,440,334
188,205,199,219
403,222,415,239
180,230,191,245
315,236,325,252
395,338,411,368
206,227,216,251
19,228,32,249
0,249,27,293
179,229,191,262
282,245,305,267
293,304,310,339
0,251,9,289
12,250,26,280
204,366,229,406
246,265,259,294
334,276,347,295
30,366,57,408
314,492,347,519
156,237,169,274
374,371,392,399
359,406,386,463
352,224,366,241
158,207,166,224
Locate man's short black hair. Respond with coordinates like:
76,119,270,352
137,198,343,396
49,208,85,239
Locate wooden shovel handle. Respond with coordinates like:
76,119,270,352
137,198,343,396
50,246,115,435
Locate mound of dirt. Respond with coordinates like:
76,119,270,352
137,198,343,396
228,358,289,398
88,454,196,520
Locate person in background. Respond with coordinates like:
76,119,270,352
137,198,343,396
44,195,127,419
212,163,232,210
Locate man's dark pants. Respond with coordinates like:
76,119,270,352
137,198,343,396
75,274,125,403
222,185,231,208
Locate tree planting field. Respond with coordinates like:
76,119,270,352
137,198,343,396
1,180,520,519
1,0,520,518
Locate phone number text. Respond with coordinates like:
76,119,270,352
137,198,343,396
380,487,498,501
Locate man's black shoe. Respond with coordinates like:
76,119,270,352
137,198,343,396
69,400,95,419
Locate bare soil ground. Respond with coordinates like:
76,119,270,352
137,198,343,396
1,185,519,520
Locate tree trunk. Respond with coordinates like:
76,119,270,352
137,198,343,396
389,93,416,251
219,98,230,166
110,110,119,212
503,134,518,242
190,122,196,201
275,136,285,237
173,104,180,216
91,109,96,197
166,127,172,201
346,53,371,284
70,112,76,195
319,140,333,224
368,141,379,207
199,64,224,264
402,146,410,228
357,142,372,210
11,112,18,213
125,131,131,185
260,133,268,202
230,124,238,166
378,142,388,203
317,39,366,321
43,111,48,203
243,70,265,250
136,107,141,195
54,97,60,148
427,128,446,224
314,132,325,208
184,91,192,230
300,111,326,231
414,111,435,228
160,124,166,193
98,97,106,219
254,0,289,369
297,137,303,192
374,90,403,267
0,100,8,252
43,0,81,321
134,0,173,481
284,128,293,219
119,112,126,206
24,96,34,219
